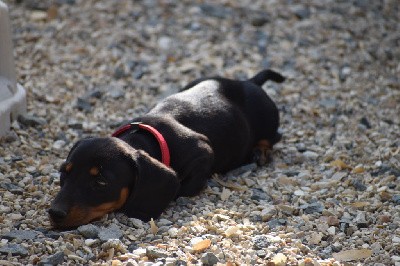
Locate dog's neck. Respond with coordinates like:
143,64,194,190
112,123,170,167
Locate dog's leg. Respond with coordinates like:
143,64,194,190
253,139,273,166
177,156,213,197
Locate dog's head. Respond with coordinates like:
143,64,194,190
48,137,179,229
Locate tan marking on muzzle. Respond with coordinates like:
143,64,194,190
50,187,130,228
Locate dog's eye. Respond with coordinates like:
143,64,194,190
93,175,108,189
95,179,107,187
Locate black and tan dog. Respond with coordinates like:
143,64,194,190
48,69,285,228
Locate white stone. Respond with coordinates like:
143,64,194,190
167,228,179,238
52,140,66,150
189,237,203,246
132,248,147,257
327,226,336,235
294,189,306,196
84,239,99,247
158,36,173,50
303,151,319,160
393,236,400,243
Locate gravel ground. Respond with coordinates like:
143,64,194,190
1,0,399,265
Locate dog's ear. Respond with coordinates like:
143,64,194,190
121,150,180,221
65,137,93,159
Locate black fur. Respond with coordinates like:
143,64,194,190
48,69,285,228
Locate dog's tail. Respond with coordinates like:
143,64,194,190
248,69,285,86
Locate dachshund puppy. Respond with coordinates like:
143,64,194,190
48,69,285,228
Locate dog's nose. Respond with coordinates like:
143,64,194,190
48,208,67,222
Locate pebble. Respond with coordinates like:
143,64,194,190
371,242,382,254
101,239,127,253
327,226,336,235
2,230,40,241
0,183,24,195
200,252,219,266
176,197,194,206
331,242,342,253
161,258,176,266
303,151,319,160
146,246,169,259
199,3,231,19
76,97,92,112
302,202,324,214
189,237,203,246
52,139,66,149
67,120,83,129
83,88,103,99
268,219,287,229
38,251,65,265
17,114,46,127
0,244,28,256
331,171,347,181
98,225,123,241
158,36,173,51
359,117,372,129
107,88,125,99
128,218,145,228
256,249,267,258
294,189,307,196
319,99,338,111
157,219,173,226
392,195,400,205
271,253,288,266
132,248,147,257
9,213,23,220
278,204,296,215
296,143,307,152
253,235,270,250
339,66,352,82
260,205,277,220
354,211,368,228
30,10,47,21
192,239,211,252
377,215,391,224
167,227,179,238
113,67,126,80
292,6,311,19
45,231,63,240
251,14,269,27
352,180,367,191
327,216,340,226
250,188,271,201
78,224,100,238
379,191,392,202
84,238,100,247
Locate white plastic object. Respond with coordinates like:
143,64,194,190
0,1,27,136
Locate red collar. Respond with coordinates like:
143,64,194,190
112,122,171,167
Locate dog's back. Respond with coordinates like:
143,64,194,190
148,69,284,171
149,79,251,171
